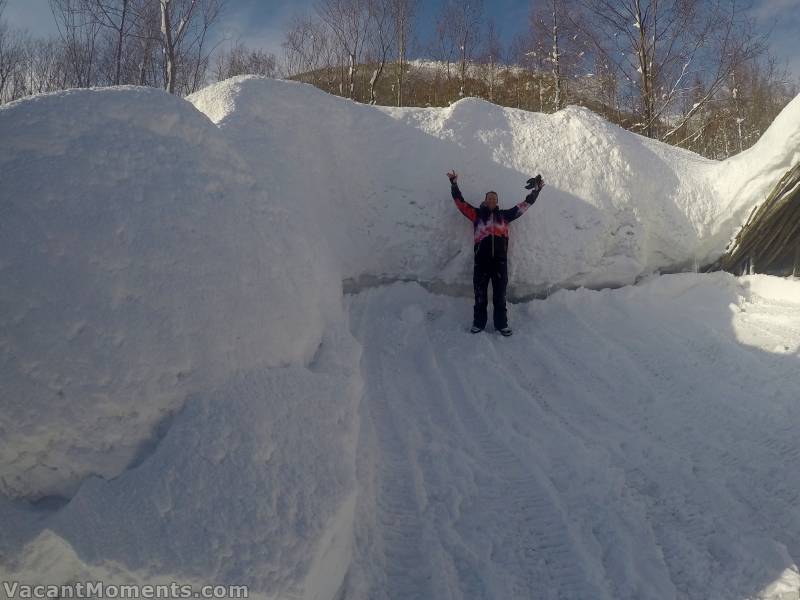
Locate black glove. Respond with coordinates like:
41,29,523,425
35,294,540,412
525,174,544,191
447,170,458,184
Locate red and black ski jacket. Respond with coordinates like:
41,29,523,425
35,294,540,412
451,182,540,260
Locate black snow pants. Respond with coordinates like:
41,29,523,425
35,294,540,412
473,255,508,330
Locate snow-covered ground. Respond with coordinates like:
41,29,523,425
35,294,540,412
346,273,800,600
1,77,800,599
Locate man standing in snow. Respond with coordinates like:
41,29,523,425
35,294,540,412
448,170,544,336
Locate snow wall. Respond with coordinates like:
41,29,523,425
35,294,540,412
1,77,798,598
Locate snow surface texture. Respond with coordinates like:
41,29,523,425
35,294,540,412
346,273,800,600
1,77,800,599
189,77,798,292
0,87,357,598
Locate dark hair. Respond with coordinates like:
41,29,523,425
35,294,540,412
485,190,498,198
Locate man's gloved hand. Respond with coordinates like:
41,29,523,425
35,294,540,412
525,174,544,191
447,170,458,184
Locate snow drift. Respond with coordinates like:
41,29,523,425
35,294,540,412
1,77,799,598
0,87,358,598
189,77,800,291
0,86,346,500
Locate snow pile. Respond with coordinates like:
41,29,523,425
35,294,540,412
189,77,798,291
1,335,361,597
0,87,358,597
709,93,800,254
1,77,799,598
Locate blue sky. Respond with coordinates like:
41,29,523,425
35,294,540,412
4,0,799,79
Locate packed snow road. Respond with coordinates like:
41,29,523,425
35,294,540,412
343,273,800,600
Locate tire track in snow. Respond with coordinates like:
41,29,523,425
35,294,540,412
488,308,680,600
347,285,611,599
347,288,437,600
435,343,611,600
345,278,800,600
536,295,755,596
526,284,800,597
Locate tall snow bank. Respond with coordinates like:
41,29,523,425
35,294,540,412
190,77,800,290
0,86,359,598
189,77,771,291
0,87,342,500
707,94,800,257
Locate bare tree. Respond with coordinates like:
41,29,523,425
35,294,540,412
590,52,621,121
316,0,370,100
282,13,336,90
508,29,550,111
159,0,194,93
507,31,531,109
530,0,587,111
659,1,765,143
433,3,458,85
431,0,483,101
132,0,160,86
479,18,501,102
49,0,102,87
184,0,225,93
366,0,397,104
391,0,416,106
0,2,30,102
158,0,224,93
215,40,277,80
576,0,764,138
80,0,137,85
547,0,562,108
25,36,67,95
445,0,483,98
552,0,563,108
283,13,315,78
0,20,26,102
273,0,791,159
683,51,794,158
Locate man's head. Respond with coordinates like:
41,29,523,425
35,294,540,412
484,191,498,210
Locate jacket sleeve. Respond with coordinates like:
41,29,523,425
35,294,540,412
451,183,478,221
501,188,540,222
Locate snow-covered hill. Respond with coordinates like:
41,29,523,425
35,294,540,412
1,77,800,599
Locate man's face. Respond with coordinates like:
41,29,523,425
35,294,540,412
485,192,498,209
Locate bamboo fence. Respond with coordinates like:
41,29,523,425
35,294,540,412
718,162,800,276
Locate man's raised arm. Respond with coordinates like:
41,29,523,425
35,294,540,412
448,170,477,221
502,174,545,222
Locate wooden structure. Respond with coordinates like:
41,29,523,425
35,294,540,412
718,163,800,276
